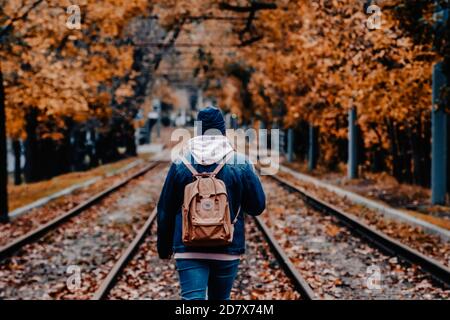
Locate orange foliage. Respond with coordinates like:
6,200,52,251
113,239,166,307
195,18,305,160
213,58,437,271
1,0,150,139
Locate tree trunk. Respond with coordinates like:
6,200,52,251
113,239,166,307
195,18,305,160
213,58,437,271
89,129,99,167
422,117,432,187
308,124,318,171
387,119,401,182
369,125,385,173
58,131,73,175
13,140,22,185
40,138,53,180
0,68,9,223
125,123,137,157
397,126,409,183
398,125,412,184
409,115,429,187
24,108,39,183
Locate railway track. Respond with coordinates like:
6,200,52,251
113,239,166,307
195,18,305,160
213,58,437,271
2,154,306,300
262,174,450,299
2,153,448,299
85,169,450,300
0,161,163,261
92,208,158,299
0,162,170,299
252,216,316,299
93,208,310,300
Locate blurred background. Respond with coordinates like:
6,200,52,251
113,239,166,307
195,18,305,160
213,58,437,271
0,0,449,224
1,0,450,301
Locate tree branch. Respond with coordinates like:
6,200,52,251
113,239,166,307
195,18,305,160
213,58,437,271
239,34,264,47
219,2,277,13
218,1,275,47
0,0,44,38
153,18,186,71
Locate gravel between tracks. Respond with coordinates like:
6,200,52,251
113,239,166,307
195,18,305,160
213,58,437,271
262,177,450,300
279,171,450,268
0,164,169,299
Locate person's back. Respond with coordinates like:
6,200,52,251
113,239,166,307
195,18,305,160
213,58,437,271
157,106,266,300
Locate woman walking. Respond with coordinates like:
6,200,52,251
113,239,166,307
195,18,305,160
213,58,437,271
157,106,266,300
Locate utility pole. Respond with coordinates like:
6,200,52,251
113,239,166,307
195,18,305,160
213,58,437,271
231,114,238,130
153,98,161,139
348,107,358,179
0,67,9,223
431,2,449,205
287,128,294,163
308,124,317,171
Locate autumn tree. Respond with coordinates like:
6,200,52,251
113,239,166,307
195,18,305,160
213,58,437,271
1,0,447,222
164,0,447,188
0,0,151,220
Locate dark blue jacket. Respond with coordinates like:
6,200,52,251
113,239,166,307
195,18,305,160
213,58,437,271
157,153,266,258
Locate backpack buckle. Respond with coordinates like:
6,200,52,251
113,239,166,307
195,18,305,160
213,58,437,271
194,172,213,178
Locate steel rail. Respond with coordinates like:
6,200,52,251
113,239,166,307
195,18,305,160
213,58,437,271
92,208,158,300
253,215,317,300
268,174,450,288
0,162,162,261
93,207,317,300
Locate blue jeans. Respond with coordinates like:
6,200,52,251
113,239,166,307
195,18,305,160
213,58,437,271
175,259,240,300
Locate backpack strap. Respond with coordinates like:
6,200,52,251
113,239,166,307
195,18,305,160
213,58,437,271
211,151,234,177
181,156,199,176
